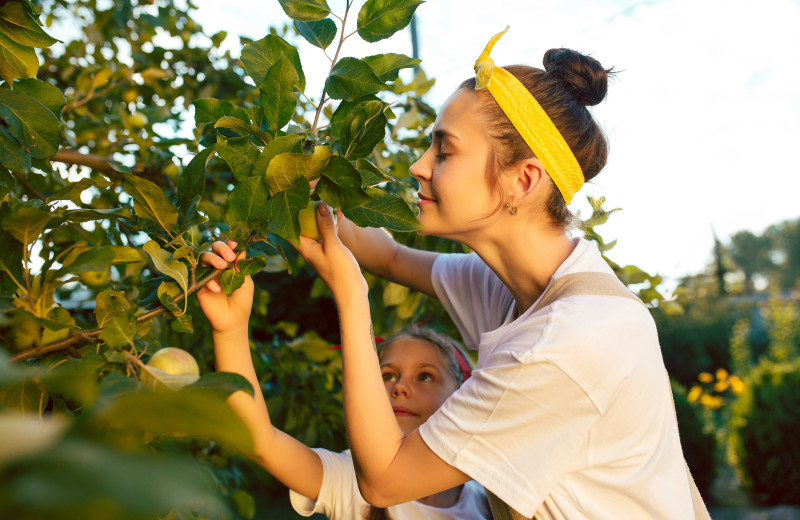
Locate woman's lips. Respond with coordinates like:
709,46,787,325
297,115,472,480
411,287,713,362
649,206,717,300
392,406,418,417
417,192,436,205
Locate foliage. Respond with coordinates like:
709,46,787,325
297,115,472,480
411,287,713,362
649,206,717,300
672,380,717,501
728,357,800,506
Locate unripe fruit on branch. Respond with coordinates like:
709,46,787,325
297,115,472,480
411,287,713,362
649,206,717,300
299,200,336,241
146,347,199,376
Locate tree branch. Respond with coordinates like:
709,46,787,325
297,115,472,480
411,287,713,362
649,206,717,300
10,265,229,362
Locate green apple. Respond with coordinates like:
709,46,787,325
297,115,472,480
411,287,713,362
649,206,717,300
128,112,148,128
146,347,199,376
298,200,322,240
79,271,108,287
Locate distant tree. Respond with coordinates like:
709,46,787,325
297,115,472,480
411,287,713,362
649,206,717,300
728,230,774,294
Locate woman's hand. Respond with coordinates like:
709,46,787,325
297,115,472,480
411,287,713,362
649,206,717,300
296,203,368,302
197,240,253,334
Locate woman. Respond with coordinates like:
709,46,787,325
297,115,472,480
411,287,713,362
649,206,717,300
294,27,699,519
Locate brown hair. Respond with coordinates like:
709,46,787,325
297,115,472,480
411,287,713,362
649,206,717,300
459,48,614,228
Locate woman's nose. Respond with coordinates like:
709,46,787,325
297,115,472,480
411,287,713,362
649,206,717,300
409,150,432,182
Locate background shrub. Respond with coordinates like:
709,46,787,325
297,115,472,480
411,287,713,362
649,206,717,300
672,380,717,501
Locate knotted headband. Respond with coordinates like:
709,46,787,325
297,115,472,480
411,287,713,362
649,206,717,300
474,26,584,204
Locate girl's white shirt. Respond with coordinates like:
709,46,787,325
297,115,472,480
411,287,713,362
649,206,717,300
290,448,491,520
418,238,695,519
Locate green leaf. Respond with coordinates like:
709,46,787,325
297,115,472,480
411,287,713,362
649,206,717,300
342,189,422,231
59,246,142,274
363,52,420,82
265,145,332,194
13,78,67,116
214,116,272,146
1,205,50,244
177,145,217,212
237,254,269,276
294,19,337,50
39,307,76,331
123,174,179,233
0,29,37,84
0,3,59,47
0,89,61,159
157,281,181,315
227,175,270,229
357,0,424,43
192,98,249,127
0,168,14,198
99,313,137,348
278,0,331,21
335,98,387,159
265,177,310,246
324,57,385,101
171,313,194,333
356,158,398,186
4,439,228,520
260,54,299,134
252,134,304,178
94,290,136,328
0,202,25,296
184,371,254,398
0,125,29,171
143,241,189,298
220,269,246,296
316,155,372,210
45,178,96,204
240,34,306,91
217,138,259,181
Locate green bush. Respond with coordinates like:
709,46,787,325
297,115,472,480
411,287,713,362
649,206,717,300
672,381,716,501
729,358,800,505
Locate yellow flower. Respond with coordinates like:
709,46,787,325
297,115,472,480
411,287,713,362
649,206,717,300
698,372,713,383
714,379,730,393
729,375,745,395
688,385,703,403
716,368,729,381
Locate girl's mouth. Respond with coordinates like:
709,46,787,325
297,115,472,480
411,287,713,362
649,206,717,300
392,406,418,417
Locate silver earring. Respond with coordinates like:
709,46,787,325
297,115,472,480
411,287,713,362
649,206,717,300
506,203,518,215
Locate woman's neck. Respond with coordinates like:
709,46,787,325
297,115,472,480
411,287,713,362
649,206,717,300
466,222,576,316
416,484,463,508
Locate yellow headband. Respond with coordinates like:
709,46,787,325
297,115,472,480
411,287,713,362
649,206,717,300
474,26,584,204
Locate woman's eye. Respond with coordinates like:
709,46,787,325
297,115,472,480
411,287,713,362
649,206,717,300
435,153,448,161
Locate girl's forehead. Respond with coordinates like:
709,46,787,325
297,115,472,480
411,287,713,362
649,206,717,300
380,338,448,366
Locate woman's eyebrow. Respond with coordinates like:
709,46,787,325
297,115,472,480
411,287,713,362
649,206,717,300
432,129,461,142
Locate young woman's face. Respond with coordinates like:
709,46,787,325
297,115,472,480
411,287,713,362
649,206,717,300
409,89,501,239
379,337,460,434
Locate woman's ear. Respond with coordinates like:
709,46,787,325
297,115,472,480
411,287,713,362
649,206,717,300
507,157,545,204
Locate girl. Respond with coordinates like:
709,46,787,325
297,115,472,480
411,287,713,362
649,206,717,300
195,264,489,520
289,27,703,520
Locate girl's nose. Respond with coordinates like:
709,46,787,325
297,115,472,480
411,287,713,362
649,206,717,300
391,378,411,398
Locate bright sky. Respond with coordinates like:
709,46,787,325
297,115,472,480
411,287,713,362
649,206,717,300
193,0,800,287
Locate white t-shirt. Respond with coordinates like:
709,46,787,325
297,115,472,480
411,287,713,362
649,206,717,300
418,238,695,520
290,448,490,520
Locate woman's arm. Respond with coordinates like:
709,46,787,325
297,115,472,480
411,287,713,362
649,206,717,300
298,206,470,507
336,214,439,297
198,243,323,500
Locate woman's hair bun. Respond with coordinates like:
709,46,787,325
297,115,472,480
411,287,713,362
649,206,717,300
542,48,610,106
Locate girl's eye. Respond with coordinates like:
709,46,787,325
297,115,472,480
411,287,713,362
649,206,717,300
382,372,396,382
418,372,434,382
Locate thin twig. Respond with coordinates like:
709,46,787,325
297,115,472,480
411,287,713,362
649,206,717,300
311,0,352,134
10,264,230,362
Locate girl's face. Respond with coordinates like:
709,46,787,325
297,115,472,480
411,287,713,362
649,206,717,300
379,337,460,434
409,88,499,239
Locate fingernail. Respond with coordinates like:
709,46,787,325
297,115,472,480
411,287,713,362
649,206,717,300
319,203,331,216
229,240,238,248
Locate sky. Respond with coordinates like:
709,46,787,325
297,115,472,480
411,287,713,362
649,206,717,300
192,0,800,288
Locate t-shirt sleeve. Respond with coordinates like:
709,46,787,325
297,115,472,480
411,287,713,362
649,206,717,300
418,346,600,518
431,253,514,349
289,449,360,518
